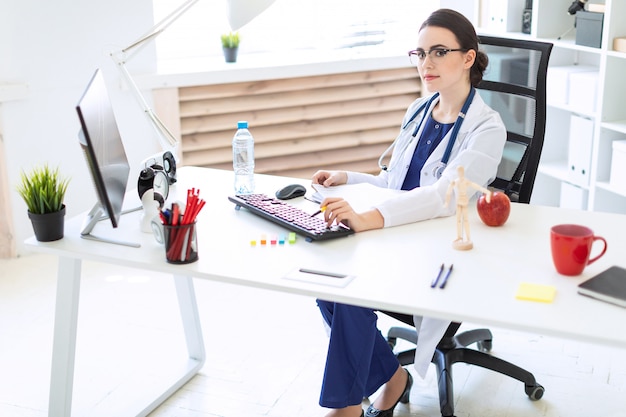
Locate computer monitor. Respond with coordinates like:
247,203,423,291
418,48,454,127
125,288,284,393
75,68,139,247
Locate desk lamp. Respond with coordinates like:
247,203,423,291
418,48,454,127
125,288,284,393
110,0,276,154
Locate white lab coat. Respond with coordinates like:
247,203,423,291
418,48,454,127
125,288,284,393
346,91,506,378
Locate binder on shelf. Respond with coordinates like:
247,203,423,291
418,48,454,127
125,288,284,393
478,0,524,32
546,65,597,107
569,71,599,114
559,182,588,210
610,140,626,194
567,115,593,187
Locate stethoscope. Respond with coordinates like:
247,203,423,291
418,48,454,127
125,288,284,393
378,86,476,179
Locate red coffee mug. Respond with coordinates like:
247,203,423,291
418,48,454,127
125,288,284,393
550,224,607,276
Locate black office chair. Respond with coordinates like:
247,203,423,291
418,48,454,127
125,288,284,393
384,36,553,417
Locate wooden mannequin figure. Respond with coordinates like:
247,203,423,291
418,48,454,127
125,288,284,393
445,166,492,250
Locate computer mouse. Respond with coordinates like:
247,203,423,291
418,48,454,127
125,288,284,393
275,183,307,200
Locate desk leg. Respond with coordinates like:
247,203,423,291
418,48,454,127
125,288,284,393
48,256,82,417
137,274,206,416
47,266,205,417
174,274,206,362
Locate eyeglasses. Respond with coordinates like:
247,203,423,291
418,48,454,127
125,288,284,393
408,48,468,65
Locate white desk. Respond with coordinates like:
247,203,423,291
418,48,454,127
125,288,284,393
26,166,626,417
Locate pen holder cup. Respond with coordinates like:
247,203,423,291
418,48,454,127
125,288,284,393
163,222,198,264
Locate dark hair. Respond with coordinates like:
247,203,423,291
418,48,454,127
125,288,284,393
420,8,488,87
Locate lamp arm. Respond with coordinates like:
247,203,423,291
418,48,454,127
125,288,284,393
109,0,201,152
119,0,201,61
108,0,276,153
114,60,179,149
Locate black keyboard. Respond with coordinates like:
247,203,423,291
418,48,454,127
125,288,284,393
228,194,354,242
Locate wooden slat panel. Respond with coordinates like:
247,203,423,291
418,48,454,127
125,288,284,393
180,93,415,134
152,88,182,148
178,68,418,101
155,67,421,176
182,111,402,153
204,144,387,179
257,143,389,174
180,78,420,117
277,159,384,179
183,127,398,168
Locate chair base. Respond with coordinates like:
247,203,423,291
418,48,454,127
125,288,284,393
387,321,544,417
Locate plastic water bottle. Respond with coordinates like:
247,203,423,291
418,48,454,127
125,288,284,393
232,121,255,194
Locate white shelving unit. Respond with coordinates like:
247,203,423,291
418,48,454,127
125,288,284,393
442,0,626,214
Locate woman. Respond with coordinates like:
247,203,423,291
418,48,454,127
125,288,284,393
313,9,506,417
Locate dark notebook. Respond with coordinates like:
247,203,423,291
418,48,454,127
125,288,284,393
577,266,626,308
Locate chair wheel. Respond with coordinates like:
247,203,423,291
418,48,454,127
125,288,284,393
525,384,544,400
477,340,492,352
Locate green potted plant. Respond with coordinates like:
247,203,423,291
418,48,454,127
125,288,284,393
221,31,240,63
16,163,70,242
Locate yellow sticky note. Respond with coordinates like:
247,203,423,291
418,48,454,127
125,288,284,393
515,282,556,303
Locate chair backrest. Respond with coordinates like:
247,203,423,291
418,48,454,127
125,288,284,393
477,35,553,204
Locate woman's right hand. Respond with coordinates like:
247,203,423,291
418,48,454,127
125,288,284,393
312,170,348,187
321,197,384,232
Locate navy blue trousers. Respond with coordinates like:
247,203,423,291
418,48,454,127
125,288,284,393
317,299,400,409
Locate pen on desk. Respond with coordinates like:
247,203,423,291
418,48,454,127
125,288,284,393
439,264,454,289
431,263,444,288
310,206,327,217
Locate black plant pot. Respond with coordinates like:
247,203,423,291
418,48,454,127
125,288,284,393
223,46,238,63
28,205,66,242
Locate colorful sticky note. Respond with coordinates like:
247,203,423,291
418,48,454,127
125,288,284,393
515,282,556,303
288,232,296,244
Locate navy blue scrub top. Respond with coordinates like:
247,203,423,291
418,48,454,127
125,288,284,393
401,115,454,190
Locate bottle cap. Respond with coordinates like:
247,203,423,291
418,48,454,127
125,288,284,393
237,121,248,129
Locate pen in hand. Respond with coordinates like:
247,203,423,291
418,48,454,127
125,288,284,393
439,264,454,289
311,206,327,217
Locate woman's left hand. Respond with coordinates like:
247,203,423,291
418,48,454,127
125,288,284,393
321,197,384,232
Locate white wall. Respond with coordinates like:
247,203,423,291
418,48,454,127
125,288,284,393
1,0,164,255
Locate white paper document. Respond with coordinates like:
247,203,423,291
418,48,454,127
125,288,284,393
310,183,406,212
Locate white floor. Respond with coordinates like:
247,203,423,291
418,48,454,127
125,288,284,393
1,253,626,417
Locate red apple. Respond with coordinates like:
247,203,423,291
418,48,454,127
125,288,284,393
477,191,511,227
